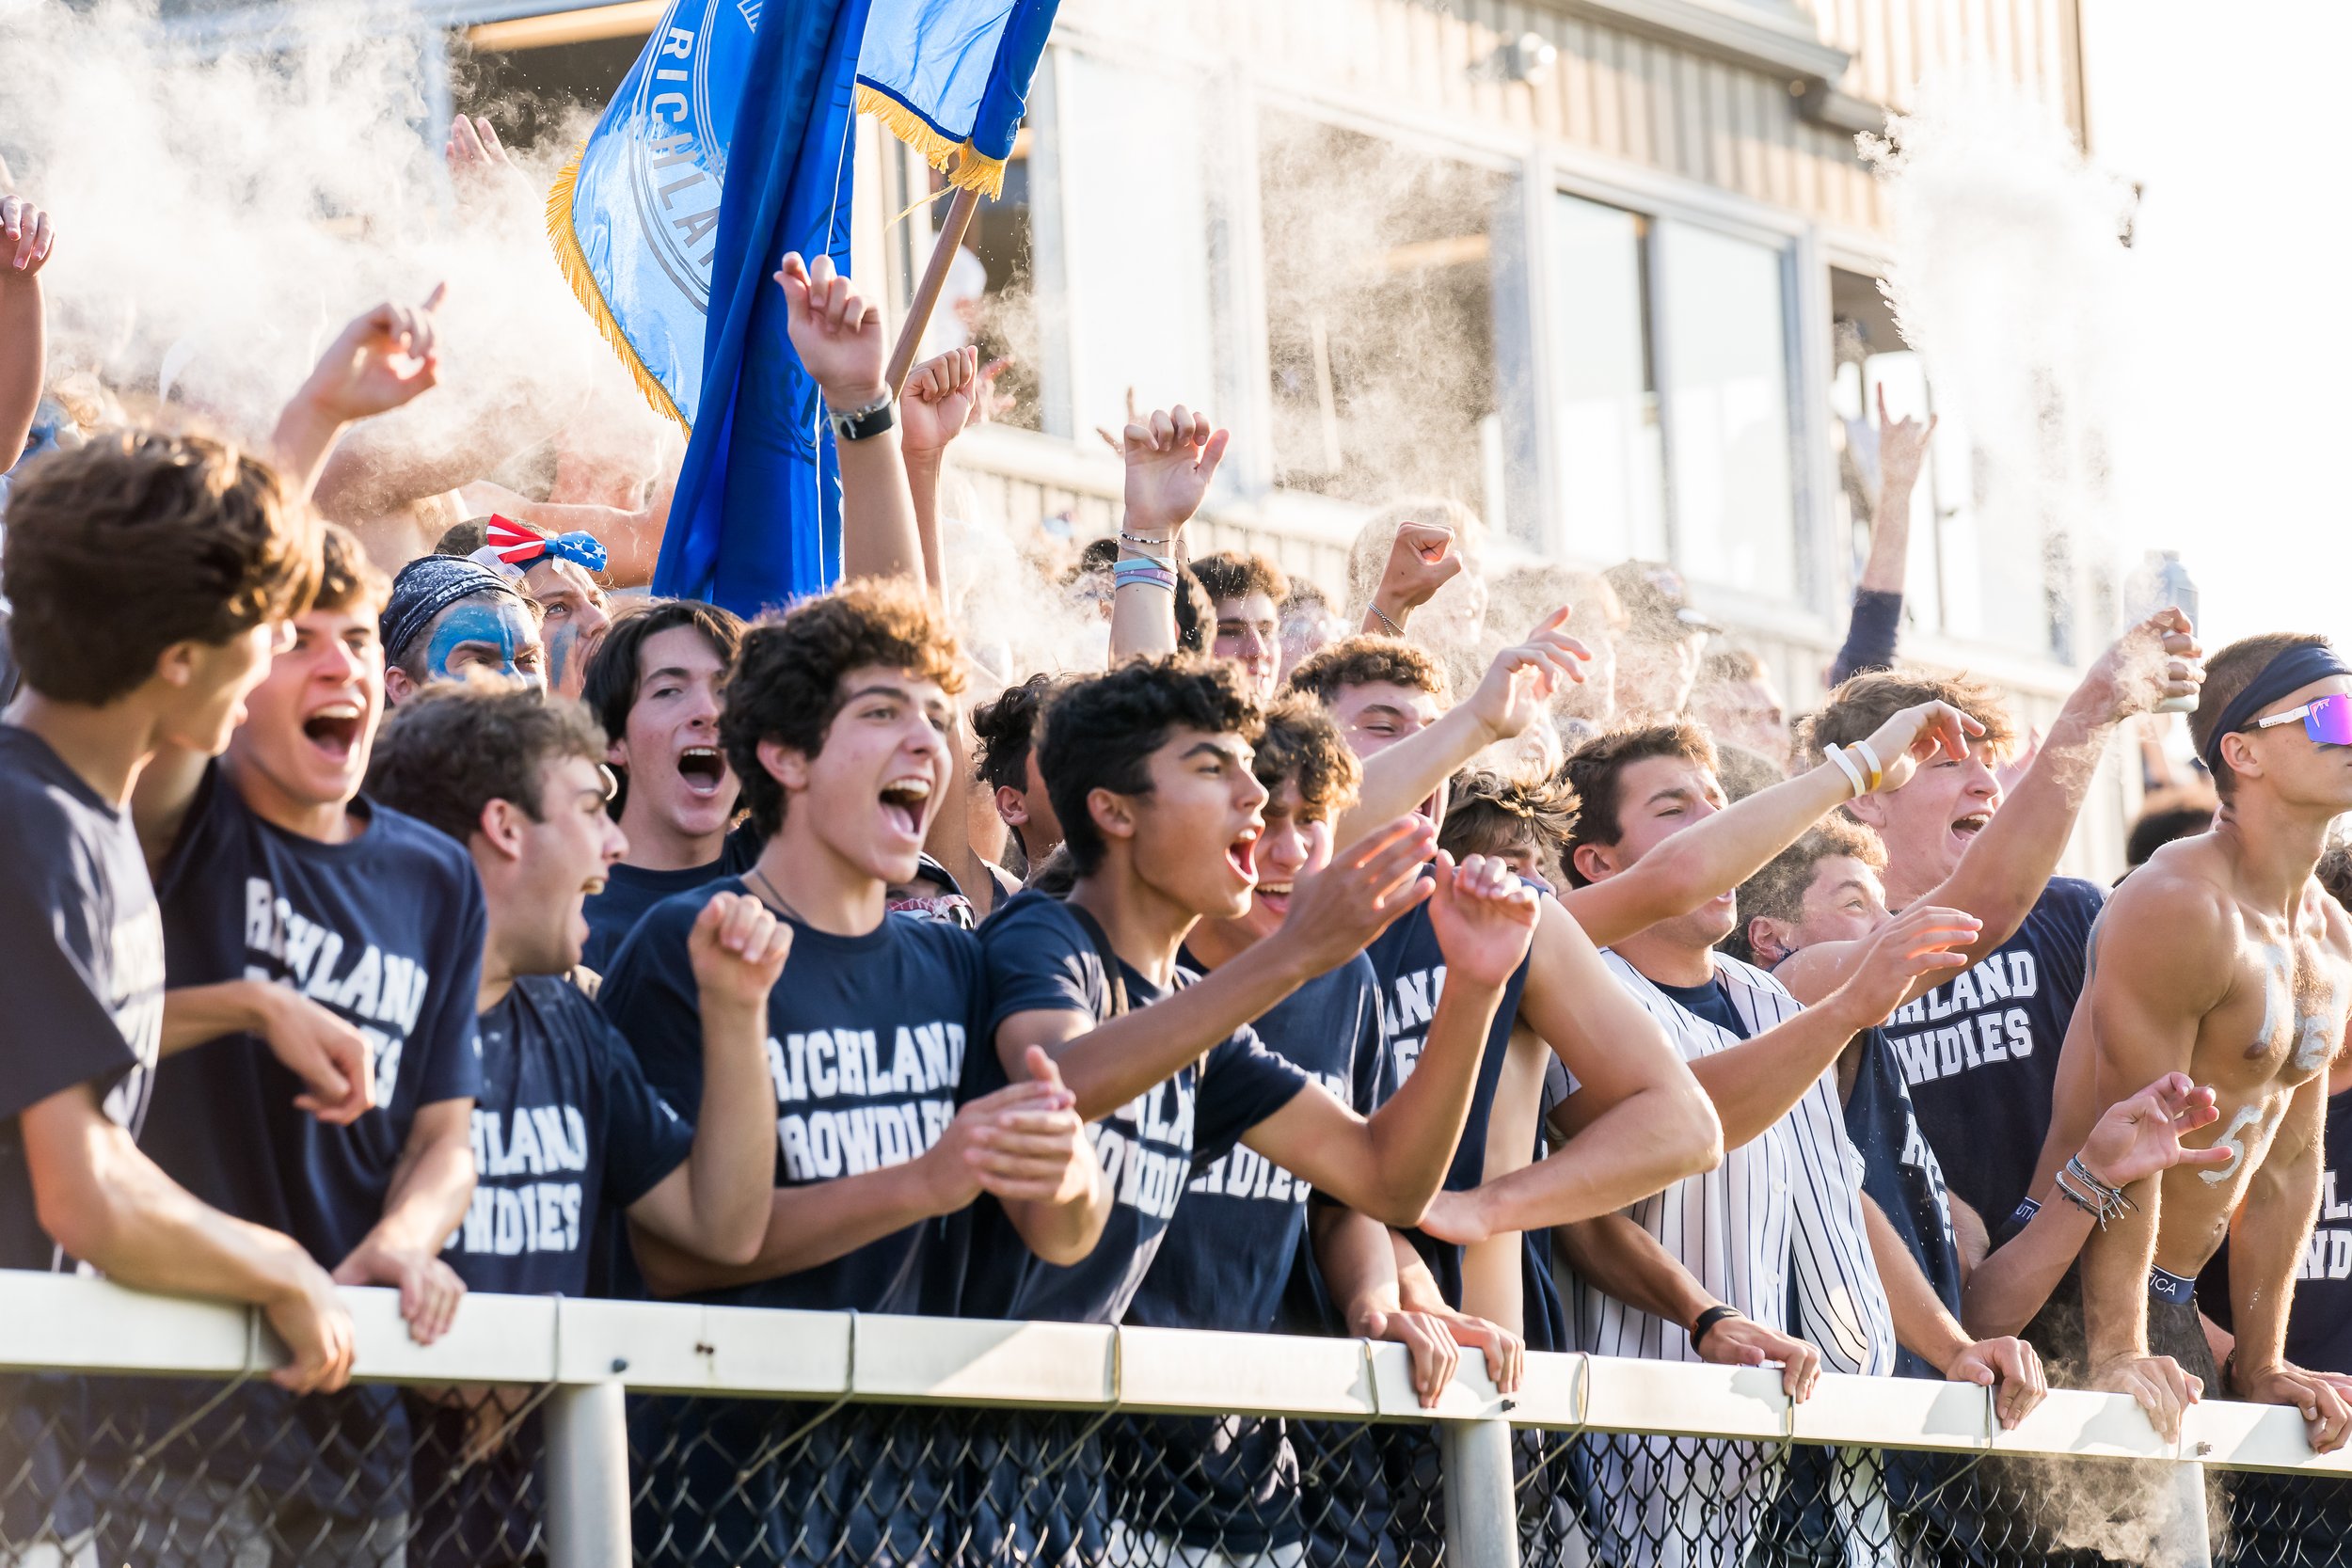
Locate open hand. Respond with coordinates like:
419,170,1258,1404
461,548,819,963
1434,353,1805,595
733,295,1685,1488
1874,385,1938,497
299,287,446,423
254,984,375,1126
1426,850,1541,989
1853,699,1985,795
930,1047,1094,1208
1467,609,1590,745
1276,814,1437,974
775,252,887,409
689,890,793,1010
1111,404,1230,542
1831,903,1979,1026
333,1241,467,1346
445,115,529,204
902,345,984,457
2080,1072,2228,1190
0,196,56,277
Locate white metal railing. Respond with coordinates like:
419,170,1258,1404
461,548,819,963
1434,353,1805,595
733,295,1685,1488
4,1270,2349,1567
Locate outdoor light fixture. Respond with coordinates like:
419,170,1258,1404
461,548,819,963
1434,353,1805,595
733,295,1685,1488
1482,31,1558,86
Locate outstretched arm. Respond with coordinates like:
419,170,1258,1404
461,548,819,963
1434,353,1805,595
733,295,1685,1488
1358,519,1462,636
775,253,920,583
0,196,54,473
1778,610,2202,1005
1831,388,1934,684
1105,405,1229,664
1243,855,1535,1225
1414,898,1721,1243
1564,699,1979,949
1862,1195,2046,1429
997,819,1436,1117
2227,1072,2351,1451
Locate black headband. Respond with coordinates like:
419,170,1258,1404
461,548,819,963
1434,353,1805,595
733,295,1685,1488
381,555,529,667
2199,641,2352,773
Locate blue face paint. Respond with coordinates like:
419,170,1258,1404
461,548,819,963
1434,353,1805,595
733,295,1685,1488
423,598,545,691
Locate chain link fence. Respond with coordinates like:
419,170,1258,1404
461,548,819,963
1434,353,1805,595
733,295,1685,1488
6,1279,2352,1568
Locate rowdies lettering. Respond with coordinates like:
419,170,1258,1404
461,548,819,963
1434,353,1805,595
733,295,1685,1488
766,1022,964,1181
1884,950,2039,1087
450,1103,598,1258
1383,963,1448,1087
1185,1069,1346,1207
242,876,431,1100
1094,1075,1200,1225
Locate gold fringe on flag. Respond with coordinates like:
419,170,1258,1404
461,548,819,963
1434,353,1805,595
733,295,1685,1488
855,85,1009,200
545,144,692,433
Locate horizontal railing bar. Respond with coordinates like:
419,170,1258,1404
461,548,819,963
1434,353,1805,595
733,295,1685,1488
2,1270,2347,1475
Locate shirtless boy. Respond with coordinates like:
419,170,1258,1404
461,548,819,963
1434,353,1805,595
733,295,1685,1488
2047,633,2352,1449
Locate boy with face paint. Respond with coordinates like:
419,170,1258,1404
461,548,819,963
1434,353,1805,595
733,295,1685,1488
576,599,754,972
123,523,491,1561
379,553,548,703
597,579,1105,1567
435,515,614,700
365,683,788,1568
0,431,348,1557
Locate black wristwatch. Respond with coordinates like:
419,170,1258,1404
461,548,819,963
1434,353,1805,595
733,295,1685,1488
827,390,896,443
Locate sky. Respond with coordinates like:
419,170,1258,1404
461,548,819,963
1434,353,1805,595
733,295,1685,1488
2076,0,2352,651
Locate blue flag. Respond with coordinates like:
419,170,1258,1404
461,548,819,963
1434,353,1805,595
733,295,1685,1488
553,0,1059,613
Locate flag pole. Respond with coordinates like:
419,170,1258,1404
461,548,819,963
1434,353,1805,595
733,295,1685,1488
885,182,982,397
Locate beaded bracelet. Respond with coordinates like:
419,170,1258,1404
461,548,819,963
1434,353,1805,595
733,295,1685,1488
1367,603,1406,638
1119,529,1174,551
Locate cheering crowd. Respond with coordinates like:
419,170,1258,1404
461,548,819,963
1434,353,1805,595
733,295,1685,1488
5,123,2352,1568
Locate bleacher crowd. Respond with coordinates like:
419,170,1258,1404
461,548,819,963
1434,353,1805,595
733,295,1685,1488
4,131,2352,1568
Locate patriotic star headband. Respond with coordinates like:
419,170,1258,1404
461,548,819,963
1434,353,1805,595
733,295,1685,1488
468,515,608,580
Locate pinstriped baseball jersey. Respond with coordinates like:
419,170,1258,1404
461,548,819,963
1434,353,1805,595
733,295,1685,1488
1573,951,1896,1377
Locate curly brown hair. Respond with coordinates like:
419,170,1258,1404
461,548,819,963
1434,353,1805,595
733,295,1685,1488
316,523,390,617
1561,722,1718,887
4,429,322,705
1287,635,1450,705
1802,669,2016,761
366,680,610,845
722,578,964,837
1254,694,1361,823
1439,768,1580,880
1039,656,1262,875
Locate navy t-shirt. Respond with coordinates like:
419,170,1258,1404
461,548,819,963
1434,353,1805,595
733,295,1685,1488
447,975,694,1294
1126,950,1383,1333
580,824,761,974
956,892,1311,1324
0,726,164,1271
141,766,487,1265
1883,878,2103,1229
1362,896,1533,1307
598,878,985,1313
1842,1027,1963,1380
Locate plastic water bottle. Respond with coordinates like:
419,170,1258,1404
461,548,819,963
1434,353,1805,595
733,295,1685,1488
2127,549,2201,714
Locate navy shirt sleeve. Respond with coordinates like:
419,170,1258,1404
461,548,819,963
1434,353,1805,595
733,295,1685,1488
592,1015,696,1210
1831,588,1903,686
0,816,145,1117
978,892,1109,1039
1192,1023,1311,1168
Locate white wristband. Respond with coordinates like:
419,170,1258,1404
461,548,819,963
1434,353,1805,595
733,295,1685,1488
1848,737,1884,793
1823,743,1867,799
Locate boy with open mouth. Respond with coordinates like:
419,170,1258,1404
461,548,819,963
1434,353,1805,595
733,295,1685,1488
124,522,490,1563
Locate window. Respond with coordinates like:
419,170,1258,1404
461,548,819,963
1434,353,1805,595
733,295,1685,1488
1658,220,1797,599
1258,114,1514,531
1046,50,1216,441
1551,193,1665,563
1831,265,2050,655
